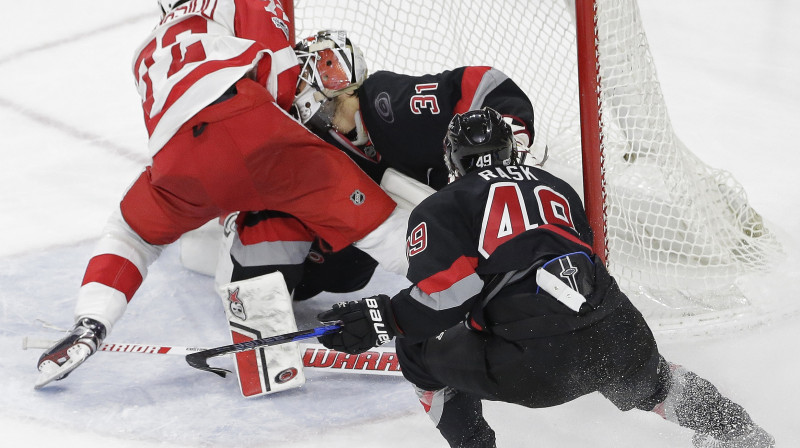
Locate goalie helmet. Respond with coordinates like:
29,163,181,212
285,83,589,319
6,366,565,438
292,30,368,141
444,108,523,178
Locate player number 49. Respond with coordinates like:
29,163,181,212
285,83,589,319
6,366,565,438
407,222,428,257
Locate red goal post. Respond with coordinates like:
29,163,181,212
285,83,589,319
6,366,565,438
574,0,607,262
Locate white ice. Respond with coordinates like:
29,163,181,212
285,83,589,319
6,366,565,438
1,1,798,447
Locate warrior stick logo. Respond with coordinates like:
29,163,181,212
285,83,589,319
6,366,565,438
227,287,247,321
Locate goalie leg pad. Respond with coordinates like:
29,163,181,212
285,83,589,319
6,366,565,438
379,168,436,211
217,271,305,397
179,217,226,277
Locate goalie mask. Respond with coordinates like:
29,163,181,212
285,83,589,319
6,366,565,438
444,108,523,178
292,30,369,145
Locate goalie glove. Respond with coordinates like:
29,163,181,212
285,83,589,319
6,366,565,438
503,116,531,150
35,317,107,390
503,115,548,167
317,294,398,355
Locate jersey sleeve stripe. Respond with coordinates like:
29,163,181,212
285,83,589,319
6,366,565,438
470,68,510,110
416,255,479,294
261,46,301,109
409,272,483,311
452,66,491,114
538,224,593,252
81,254,144,303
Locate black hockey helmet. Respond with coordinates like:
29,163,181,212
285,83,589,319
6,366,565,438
444,107,518,178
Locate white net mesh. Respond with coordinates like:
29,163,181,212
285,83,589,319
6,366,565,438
293,0,783,329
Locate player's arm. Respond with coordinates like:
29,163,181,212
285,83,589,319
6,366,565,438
451,66,536,157
225,210,315,291
232,0,298,109
317,190,484,352
36,208,164,389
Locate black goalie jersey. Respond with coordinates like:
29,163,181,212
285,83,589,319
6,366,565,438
331,66,534,190
390,164,601,342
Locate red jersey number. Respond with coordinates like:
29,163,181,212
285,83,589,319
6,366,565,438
407,222,428,257
410,83,440,114
478,183,574,257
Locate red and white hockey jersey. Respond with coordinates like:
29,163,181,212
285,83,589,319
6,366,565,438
132,0,300,153
74,0,402,333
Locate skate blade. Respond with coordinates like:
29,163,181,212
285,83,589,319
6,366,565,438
34,345,90,390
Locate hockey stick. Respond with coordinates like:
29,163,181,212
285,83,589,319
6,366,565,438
23,335,403,377
186,324,344,377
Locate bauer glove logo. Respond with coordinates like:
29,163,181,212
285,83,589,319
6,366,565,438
366,297,391,345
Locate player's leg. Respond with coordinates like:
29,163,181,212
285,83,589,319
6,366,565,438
218,210,313,291
217,271,306,397
595,298,774,447
397,330,496,448
413,385,496,448
643,359,774,447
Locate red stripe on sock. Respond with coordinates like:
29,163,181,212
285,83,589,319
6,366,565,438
81,254,144,302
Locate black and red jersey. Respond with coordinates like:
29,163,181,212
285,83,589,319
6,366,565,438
391,164,595,341
333,67,535,190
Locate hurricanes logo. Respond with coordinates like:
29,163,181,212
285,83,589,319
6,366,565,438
350,190,365,205
227,287,247,321
275,367,299,384
375,92,394,123
307,250,325,264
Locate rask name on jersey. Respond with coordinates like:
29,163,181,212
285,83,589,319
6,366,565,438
476,165,539,182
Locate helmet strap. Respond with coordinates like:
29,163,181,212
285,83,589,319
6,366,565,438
351,110,370,146
327,129,380,164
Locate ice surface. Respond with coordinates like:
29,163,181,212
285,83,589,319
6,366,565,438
1,1,798,447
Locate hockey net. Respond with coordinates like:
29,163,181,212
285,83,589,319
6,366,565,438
290,0,783,332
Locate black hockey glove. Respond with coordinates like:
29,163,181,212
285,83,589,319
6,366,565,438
317,294,398,355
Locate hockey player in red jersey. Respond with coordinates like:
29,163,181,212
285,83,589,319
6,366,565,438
219,30,539,302
316,108,775,448
34,2,409,388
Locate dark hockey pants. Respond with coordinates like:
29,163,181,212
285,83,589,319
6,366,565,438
397,298,663,411
397,298,760,446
